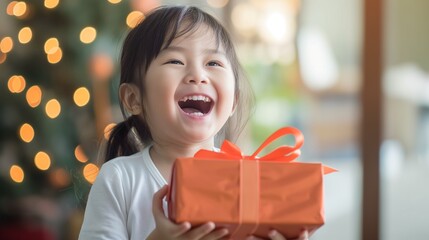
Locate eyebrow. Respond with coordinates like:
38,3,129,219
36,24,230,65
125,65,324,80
162,45,226,56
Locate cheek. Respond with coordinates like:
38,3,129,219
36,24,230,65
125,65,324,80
218,77,236,112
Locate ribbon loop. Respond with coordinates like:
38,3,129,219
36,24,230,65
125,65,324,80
251,127,303,158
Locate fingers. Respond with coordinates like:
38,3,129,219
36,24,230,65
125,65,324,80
296,230,309,240
152,185,168,219
200,225,229,240
152,185,192,237
182,222,216,239
268,230,287,240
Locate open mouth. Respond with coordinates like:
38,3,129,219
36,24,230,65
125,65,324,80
178,95,213,116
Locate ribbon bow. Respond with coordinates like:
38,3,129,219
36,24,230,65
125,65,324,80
195,127,337,175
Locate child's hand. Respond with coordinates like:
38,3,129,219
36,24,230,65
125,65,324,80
246,229,309,240
147,185,229,240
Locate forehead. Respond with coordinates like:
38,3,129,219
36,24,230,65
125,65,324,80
165,24,224,51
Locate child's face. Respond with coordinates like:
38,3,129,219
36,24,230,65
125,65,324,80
142,25,236,146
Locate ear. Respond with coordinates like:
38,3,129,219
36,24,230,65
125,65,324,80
119,83,142,115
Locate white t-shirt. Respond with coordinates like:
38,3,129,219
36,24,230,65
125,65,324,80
79,146,167,240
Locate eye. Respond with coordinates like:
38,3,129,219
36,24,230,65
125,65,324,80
166,60,184,65
207,61,222,67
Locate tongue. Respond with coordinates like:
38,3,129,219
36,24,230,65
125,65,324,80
182,108,202,114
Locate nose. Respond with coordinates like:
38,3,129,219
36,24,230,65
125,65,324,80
183,65,208,84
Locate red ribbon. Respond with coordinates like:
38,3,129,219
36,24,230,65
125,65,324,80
195,127,336,175
194,127,337,237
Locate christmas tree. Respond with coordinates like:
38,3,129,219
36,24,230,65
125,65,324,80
0,0,159,238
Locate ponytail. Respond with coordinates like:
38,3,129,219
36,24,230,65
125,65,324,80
104,115,151,162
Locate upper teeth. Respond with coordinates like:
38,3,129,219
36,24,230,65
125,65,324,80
179,95,211,102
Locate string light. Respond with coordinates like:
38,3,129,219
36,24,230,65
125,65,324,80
44,38,59,54
10,165,24,183
107,0,122,4
6,1,18,15
34,151,51,171
18,27,33,44
126,11,144,28
7,75,26,93
0,37,14,53
104,123,116,140
74,145,88,163
26,85,42,108
207,0,229,8
19,123,35,143
47,47,62,64
80,27,97,44
44,0,60,9
83,163,99,184
73,87,90,107
13,1,27,18
45,99,61,119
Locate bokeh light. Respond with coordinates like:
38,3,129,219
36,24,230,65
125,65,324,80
126,11,144,28
34,151,51,171
80,27,97,44
74,145,88,163
104,123,116,140
13,1,27,17
0,37,14,53
207,0,229,8
10,165,24,183
73,87,90,107
47,47,63,64
44,38,59,54
19,123,35,143
6,1,18,15
7,75,26,93
107,0,122,4
26,85,43,108
18,27,33,44
45,99,61,119
83,163,99,184
44,0,60,9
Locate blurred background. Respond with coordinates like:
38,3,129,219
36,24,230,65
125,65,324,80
0,0,428,239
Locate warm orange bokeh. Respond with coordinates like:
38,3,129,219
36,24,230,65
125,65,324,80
73,87,90,107
7,75,26,93
74,145,89,163
80,27,97,44
103,123,116,140
19,123,35,143
18,27,33,44
45,99,61,118
10,165,24,183
26,85,42,108
126,11,144,28
83,163,99,184
44,0,59,9
34,151,51,171
0,37,14,53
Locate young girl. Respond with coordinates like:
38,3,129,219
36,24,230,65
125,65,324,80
79,5,309,240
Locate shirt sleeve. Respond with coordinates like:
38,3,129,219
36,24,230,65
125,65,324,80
79,163,129,240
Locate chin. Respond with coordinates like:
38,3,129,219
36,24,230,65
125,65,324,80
182,127,217,143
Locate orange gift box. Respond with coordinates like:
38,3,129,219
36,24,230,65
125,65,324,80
167,127,337,239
